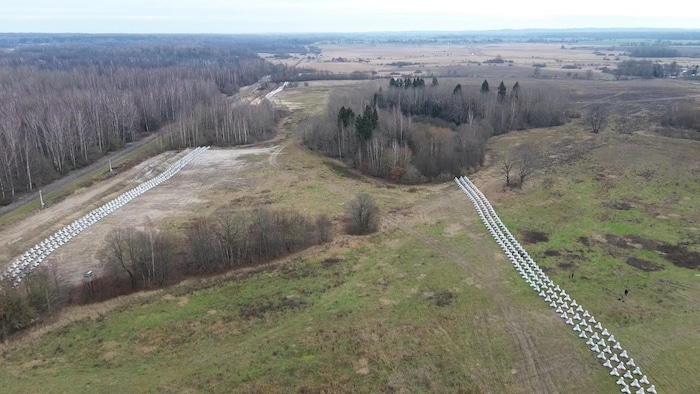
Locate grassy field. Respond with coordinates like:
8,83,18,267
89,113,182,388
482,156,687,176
472,127,700,393
0,228,508,392
0,182,614,392
0,71,698,393
265,43,629,81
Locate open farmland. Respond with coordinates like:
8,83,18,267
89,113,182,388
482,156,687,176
267,41,700,85
265,43,641,79
1,40,700,392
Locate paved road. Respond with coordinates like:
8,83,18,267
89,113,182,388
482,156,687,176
0,133,158,219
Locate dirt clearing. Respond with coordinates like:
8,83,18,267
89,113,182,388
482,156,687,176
626,257,665,272
602,234,700,270
0,150,185,265
0,146,277,288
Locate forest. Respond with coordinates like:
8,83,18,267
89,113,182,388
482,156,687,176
303,78,569,182
0,38,282,205
0,34,343,336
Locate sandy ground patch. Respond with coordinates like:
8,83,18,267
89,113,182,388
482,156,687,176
0,150,185,265
0,146,276,288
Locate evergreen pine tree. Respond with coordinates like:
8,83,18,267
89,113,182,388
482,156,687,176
497,81,507,101
480,80,490,94
510,81,520,99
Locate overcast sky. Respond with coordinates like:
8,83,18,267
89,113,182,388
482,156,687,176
1,0,698,34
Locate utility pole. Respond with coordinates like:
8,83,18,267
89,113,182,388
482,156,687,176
39,189,45,208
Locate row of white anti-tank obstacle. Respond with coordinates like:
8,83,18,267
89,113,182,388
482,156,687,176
264,81,289,100
0,146,211,289
455,176,657,394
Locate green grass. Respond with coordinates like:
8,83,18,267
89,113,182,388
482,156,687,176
492,132,700,393
425,221,446,236
323,159,360,179
0,227,518,392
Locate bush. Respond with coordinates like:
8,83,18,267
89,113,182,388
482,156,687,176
661,103,700,131
0,288,33,340
484,56,505,64
400,165,427,184
345,193,380,235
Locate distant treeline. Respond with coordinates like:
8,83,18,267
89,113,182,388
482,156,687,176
312,29,700,45
0,33,319,55
628,47,680,58
3,31,700,52
304,79,568,182
271,68,371,83
606,59,687,79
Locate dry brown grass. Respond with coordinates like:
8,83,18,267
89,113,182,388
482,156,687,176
264,43,632,80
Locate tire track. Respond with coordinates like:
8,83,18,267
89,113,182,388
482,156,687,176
382,207,561,393
268,140,291,168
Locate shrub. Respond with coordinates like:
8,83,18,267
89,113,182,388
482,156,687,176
345,193,380,235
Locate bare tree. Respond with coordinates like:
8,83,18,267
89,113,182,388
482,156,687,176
514,143,539,188
315,214,333,243
501,151,516,187
186,218,218,274
213,213,246,268
346,193,380,235
24,266,62,315
102,226,175,288
103,228,136,289
502,144,539,188
0,116,19,198
150,231,176,286
587,104,608,133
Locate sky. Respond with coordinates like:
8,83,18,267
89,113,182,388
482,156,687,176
1,0,698,34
